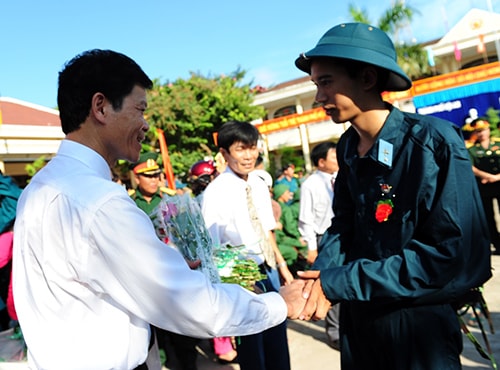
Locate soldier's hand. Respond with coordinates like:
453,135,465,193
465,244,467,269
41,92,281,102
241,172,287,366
297,270,331,321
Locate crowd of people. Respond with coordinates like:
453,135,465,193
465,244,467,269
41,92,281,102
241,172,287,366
0,20,496,370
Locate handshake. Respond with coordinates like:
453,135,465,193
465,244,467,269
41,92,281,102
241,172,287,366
279,270,331,320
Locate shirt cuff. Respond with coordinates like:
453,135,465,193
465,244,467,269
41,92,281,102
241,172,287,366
306,238,317,251
260,291,287,325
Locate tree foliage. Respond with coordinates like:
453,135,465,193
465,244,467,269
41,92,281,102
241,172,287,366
138,70,266,177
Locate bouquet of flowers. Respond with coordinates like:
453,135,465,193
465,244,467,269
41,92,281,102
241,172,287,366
152,194,265,290
152,193,221,283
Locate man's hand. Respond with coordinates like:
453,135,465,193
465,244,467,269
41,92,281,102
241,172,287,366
279,264,294,285
297,270,331,321
306,249,318,265
279,279,307,319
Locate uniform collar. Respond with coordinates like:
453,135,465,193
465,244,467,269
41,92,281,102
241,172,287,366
344,106,405,169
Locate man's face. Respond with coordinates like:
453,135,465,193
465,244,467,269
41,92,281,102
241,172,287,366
105,85,150,163
318,148,339,174
134,173,161,197
310,59,361,124
221,141,259,179
280,189,293,203
284,166,295,178
475,127,490,141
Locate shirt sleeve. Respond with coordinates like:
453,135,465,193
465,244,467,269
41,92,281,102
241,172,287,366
86,195,287,338
298,183,318,251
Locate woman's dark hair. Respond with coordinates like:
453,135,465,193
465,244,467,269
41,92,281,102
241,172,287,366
57,49,153,134
216,121,259,151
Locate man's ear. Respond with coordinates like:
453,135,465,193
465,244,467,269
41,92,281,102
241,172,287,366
317,157,326,170
361,66,378,91
91,92,107,124
219,147,229,160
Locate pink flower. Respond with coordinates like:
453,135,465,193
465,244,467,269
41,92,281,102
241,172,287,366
162,204,178,221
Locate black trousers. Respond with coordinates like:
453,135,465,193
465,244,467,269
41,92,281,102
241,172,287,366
340,302,461,370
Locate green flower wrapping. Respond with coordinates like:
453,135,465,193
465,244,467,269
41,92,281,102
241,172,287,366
213,244,266,291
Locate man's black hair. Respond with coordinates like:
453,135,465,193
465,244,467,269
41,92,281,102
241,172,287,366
216,121,259,151
310,141,337,166
57,49,153,134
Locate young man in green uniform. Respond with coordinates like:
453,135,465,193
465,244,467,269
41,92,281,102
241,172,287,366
295,22,492,370
273,183,308,277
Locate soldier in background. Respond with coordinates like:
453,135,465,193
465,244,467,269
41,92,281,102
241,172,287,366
130,153,200,370
129,152,176,216
467,117,500,255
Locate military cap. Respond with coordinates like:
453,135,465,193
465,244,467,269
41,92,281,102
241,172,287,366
273,184,290,200
132,152,162,175
295,22,412,92
470,118,491,131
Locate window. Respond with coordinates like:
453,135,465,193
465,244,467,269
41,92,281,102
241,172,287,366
273,105,296,118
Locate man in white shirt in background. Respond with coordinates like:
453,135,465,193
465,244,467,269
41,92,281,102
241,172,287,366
298,141,340,350
12,49,306,370
202,120,294,370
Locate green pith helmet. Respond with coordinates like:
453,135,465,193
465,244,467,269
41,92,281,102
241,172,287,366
273,184,290,200
295,22,412,92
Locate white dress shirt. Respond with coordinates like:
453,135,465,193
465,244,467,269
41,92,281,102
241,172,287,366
201,167,276,266
13,140,286,370
298,170,335,251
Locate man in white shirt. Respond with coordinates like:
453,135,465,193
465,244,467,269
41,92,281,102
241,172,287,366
202,120,294,370
298,141,340,350
299,142,338,264
12,49,306,370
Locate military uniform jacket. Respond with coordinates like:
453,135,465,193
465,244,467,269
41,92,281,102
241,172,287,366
130,187,173,216
315,106,492,307
468,137,500,197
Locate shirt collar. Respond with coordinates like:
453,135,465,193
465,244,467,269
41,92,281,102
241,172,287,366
317,170,336,181
58,139,112,180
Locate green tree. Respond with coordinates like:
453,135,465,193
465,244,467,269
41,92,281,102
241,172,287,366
143,70,266,177
348,1,431,81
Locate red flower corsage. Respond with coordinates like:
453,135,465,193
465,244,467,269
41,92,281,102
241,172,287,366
375,199,394,223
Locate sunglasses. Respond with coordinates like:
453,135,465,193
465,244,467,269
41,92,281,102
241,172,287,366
138,173,161,179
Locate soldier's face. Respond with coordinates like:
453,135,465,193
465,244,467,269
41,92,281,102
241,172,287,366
475,128,490,140
135,173,161,196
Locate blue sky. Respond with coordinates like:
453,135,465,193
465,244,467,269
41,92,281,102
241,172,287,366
1,0,499,109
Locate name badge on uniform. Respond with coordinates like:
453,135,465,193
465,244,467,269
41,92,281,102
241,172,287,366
378,139,393,167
